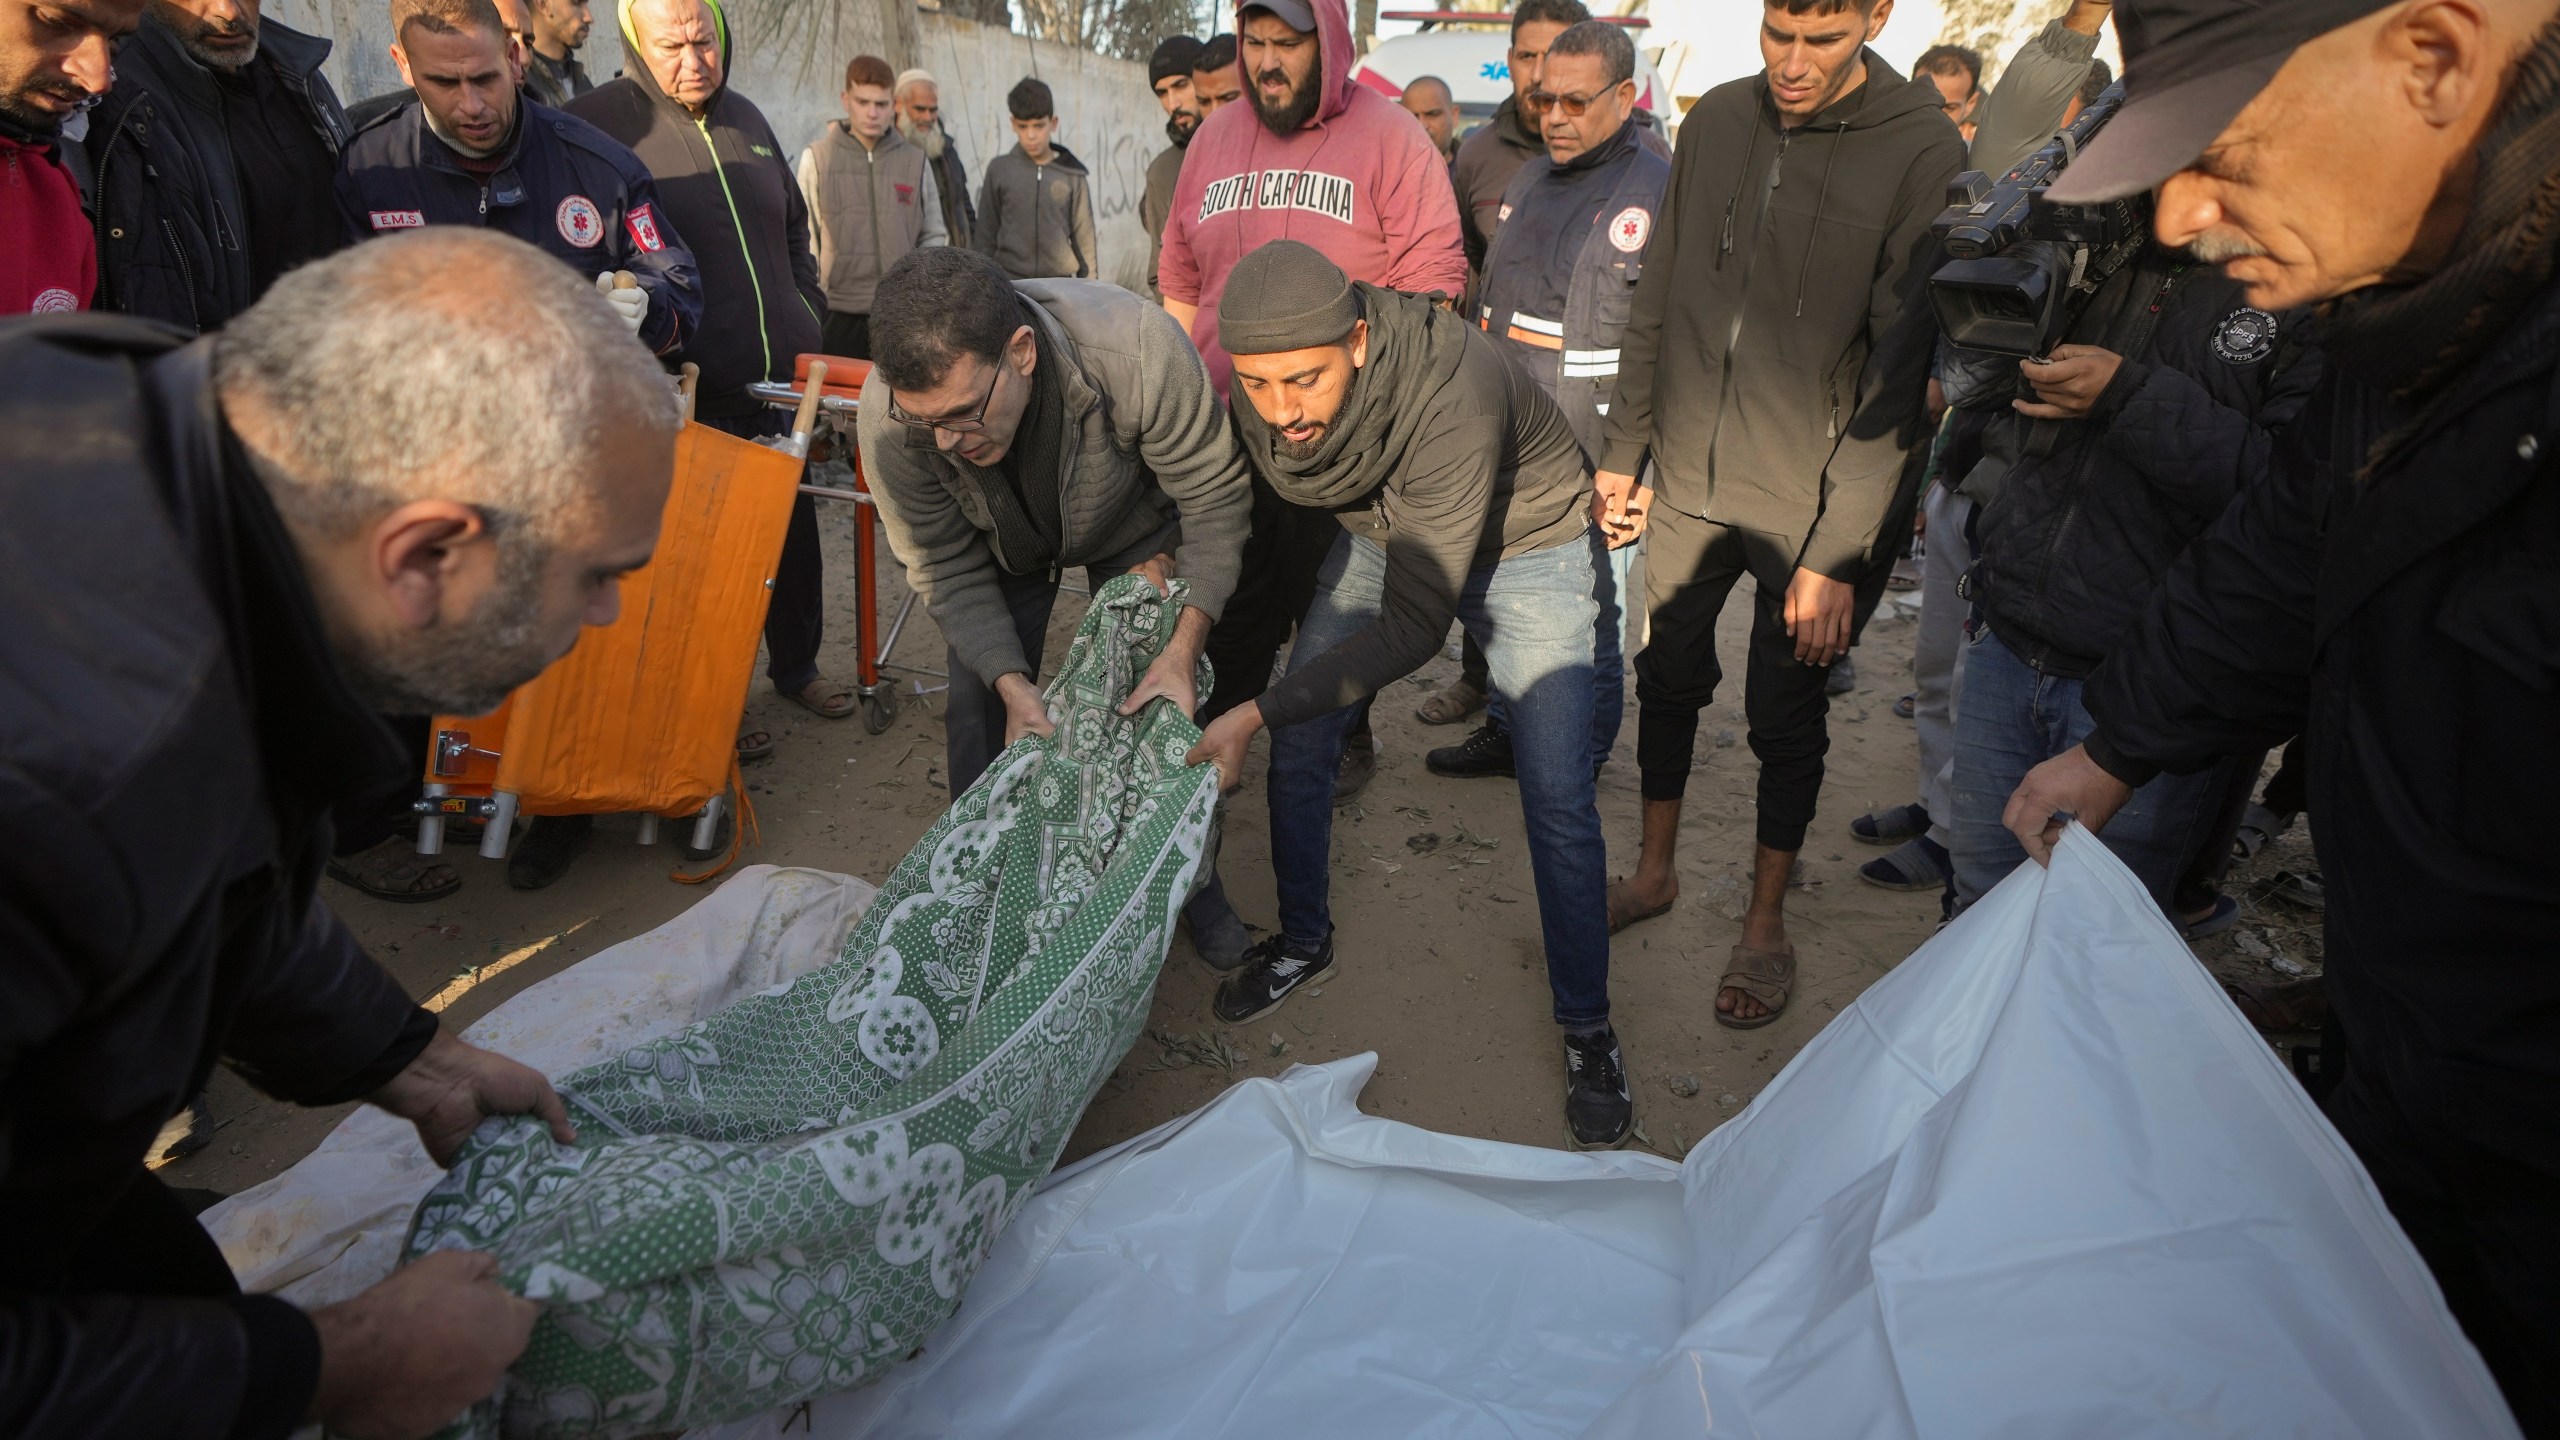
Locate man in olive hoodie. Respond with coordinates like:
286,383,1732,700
1596,0,1961,1030
544,0,835,885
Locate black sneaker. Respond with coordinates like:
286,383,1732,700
1825,653,1858,696
1426,721,1515,779
1212,932,1335,1024
507,814,593,890
1563,1025,1633,1149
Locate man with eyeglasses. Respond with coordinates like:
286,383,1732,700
1427,19,1666,787
854,245,1253,796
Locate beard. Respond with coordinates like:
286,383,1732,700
334,540,565,716
1251,61,1322,136
898,114,947,159
1274,425,1330,460
155,0,260,71
1165,109,1199,145
0,84,82,133
2188,229,2272,264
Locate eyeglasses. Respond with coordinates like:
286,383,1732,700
885,362,1002,448
1524,87,1616,118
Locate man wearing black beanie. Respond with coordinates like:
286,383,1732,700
1186,240,1630,1151
975,76,1095,280
1143,35,1207,298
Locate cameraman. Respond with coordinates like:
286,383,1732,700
2002,0,2560,1422
1942,214,2319,922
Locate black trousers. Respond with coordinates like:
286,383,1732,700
942,562,1109,797
1633,505,1831,852
2326,1064,2560,1435
820,310,872,362
704,408,825,693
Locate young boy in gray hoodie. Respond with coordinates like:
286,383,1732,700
975,77,1098,281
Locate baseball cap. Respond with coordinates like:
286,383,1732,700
1240,0,1317,34
2047,0,2393,203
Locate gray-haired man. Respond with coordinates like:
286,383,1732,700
856,245,1253,801
0,228,673,1438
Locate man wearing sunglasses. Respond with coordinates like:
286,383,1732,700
855,245,1254,797
1429,19,1668,787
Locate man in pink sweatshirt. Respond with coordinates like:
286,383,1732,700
1158,0,1465,394
1164,0,1466,967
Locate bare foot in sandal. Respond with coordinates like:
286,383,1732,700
1717,844,1799,1027
785,676,858,719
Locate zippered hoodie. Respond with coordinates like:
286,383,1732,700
975,142,1095,282
1156,0,1467,392
1600,54,1963,578
567,0,822,417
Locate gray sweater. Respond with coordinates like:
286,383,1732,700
857,279,1252,687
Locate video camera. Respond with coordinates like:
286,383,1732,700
1927,83,2148,358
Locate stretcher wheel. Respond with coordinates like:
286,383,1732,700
862,688,899,735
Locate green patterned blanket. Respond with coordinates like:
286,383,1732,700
405,576,1219,1438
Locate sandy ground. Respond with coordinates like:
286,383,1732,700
161,488,2324,1196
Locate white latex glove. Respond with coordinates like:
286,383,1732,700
596,272,647,335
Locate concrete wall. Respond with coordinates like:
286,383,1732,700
262,0,1161,293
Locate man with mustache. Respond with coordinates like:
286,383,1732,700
894,66,974,250
1157,0,1467,961
0,0,135,313
1143,33,1204,299
83,0,351,330
1190,32,1242,117
0,228,670,1440
336,0,700,359
1189,241,1625,1149
2002,0,2560,1422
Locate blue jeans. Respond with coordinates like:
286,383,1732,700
1271,531,1612,1025
1949,629,2228,917
1485,531,1630,772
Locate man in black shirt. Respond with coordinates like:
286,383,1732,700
87,0,351,329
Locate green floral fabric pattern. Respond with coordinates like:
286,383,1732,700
405,576,1219,1438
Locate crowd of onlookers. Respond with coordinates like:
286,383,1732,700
7,0,2560,1429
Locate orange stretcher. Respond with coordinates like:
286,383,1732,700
412,364,835,868
748,353,932,735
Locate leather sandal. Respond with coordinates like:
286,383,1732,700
1716,942,1795,1030
785,677,858,719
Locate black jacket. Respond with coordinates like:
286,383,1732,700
84,17,347,331
1600,55,1964,577
567,6,820,417
1476,116,1672,466
337,98,702,356
1958,248,2321,676
2083,275,2560,1175
0,315,436,1438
